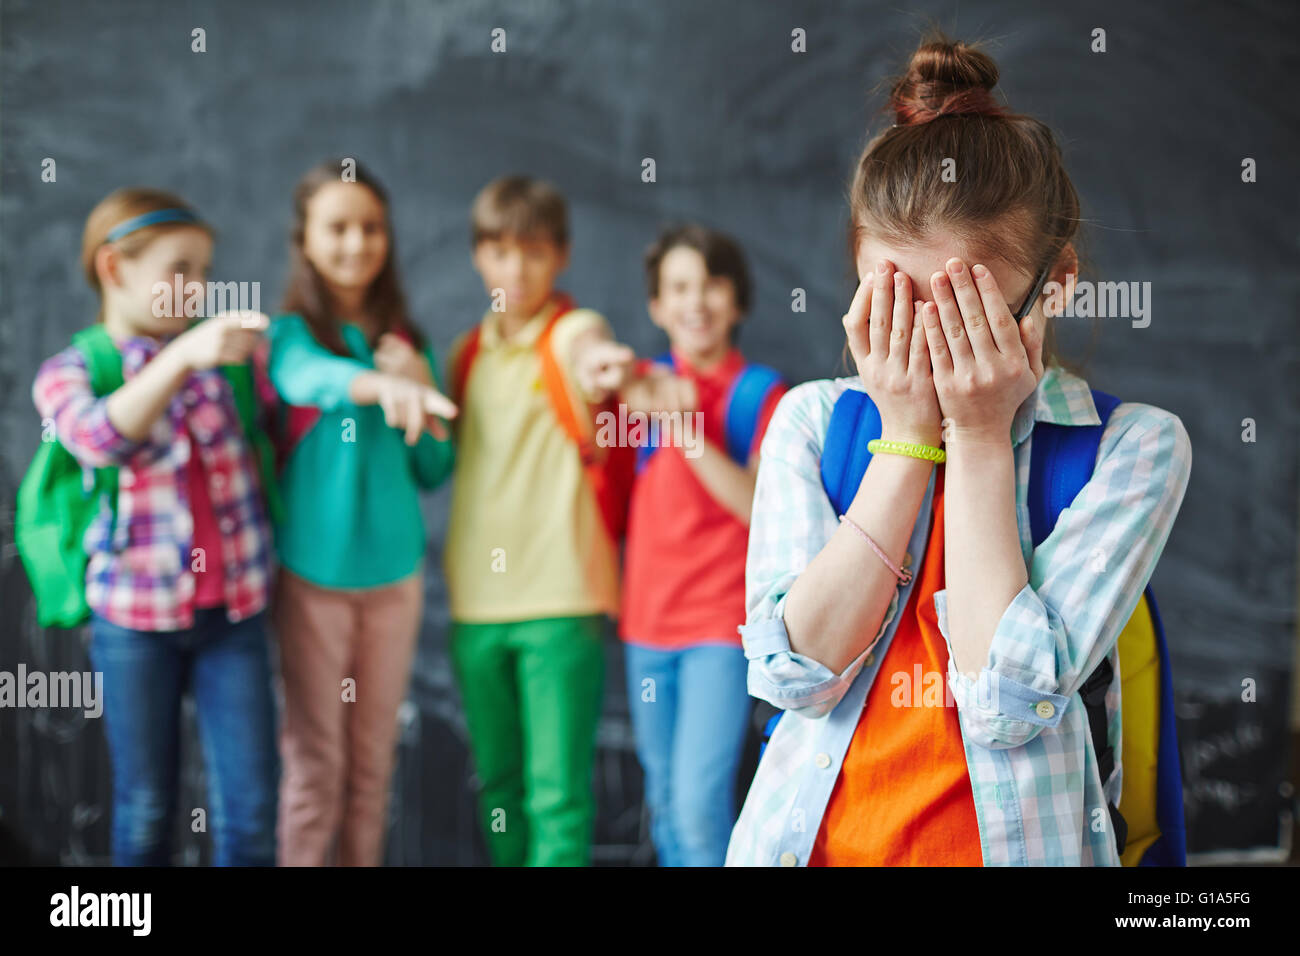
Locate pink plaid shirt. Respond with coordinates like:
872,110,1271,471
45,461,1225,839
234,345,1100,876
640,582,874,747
31,333,276,632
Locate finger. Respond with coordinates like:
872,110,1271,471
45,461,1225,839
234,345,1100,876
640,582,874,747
422,388,459,420
970,264,1022,355
868,261,893,358
1021,312,1045,382
888,272,912,370
219,310,268,333
605,343,636,366
909,302,929,377
604,355,637,390
930,269,973,372
427,415,448,441
945,259,998,363
842,272,874,363
590,342,634,374
404,390,422,445
595,366,625,391
378,387,398,428
239,311,269,332
921,301,952,378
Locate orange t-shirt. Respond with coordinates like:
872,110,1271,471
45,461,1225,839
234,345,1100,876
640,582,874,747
808,467,984,866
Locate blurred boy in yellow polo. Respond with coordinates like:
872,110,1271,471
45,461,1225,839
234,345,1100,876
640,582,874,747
444,176,690,866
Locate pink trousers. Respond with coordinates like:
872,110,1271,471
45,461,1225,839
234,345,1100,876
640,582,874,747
273,566,422,866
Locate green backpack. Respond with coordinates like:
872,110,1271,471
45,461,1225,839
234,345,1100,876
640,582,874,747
15,324,284,629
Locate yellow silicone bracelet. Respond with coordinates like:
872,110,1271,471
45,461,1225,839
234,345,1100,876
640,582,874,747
867,438,946,463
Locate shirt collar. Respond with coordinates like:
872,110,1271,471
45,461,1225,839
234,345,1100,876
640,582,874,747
479,294,567,350
1011,362,1102,446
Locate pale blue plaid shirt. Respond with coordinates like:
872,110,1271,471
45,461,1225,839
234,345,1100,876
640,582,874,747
726,363,1192,866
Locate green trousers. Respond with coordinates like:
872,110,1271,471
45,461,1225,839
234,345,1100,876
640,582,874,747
449,614,605,866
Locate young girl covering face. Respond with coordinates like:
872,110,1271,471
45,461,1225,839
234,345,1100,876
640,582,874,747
727,36,1191,866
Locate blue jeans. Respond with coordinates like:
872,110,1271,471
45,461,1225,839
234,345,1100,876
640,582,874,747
89,608,279,866
623,641,752,867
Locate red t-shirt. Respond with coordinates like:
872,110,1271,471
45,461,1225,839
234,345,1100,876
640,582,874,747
808,468,984,865
187,428,226,609
618,347,785,648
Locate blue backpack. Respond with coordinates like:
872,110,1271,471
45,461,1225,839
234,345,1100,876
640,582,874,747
635,352,783,471
757,385,1185,866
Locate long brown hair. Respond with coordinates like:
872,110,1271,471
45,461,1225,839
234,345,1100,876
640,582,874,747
845,33,1097,376
280,159,424,356
81,187,213,322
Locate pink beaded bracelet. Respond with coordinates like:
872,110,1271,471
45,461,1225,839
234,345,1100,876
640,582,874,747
839,514,912,585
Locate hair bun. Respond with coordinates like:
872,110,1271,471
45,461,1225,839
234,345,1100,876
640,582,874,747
889,38,1004,126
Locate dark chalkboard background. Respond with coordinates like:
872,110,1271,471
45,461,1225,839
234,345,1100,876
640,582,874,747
1,0,1296,865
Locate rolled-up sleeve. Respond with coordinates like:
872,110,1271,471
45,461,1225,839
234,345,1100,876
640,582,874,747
32,349,142,468
934,404,1193,748
743,591,899,719
739,381,898,718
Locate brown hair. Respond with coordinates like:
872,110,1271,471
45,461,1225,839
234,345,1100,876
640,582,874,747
644,223,752,311
644,223,752,343
846,33,1095,375
81,187,214,321
280,159,424,356
470,175,569,249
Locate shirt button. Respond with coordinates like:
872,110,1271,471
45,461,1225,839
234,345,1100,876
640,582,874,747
779,852,798,867
865,652,875,667
814,752,832,769
1035,700,1055,719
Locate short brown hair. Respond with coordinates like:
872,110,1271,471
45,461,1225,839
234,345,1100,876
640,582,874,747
643,223,752,314
470,175,569,248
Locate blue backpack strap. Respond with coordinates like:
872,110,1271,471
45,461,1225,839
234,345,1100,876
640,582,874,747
819,388,882,516
1030,388,1183,865
758,710,783,760
722,363,784,465
635,351,675,473
1028,389,1122,548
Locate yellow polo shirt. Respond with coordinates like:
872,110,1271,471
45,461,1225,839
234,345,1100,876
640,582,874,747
443,296,620,623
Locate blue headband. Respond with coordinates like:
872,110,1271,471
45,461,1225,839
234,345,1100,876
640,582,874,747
105,208,200,242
